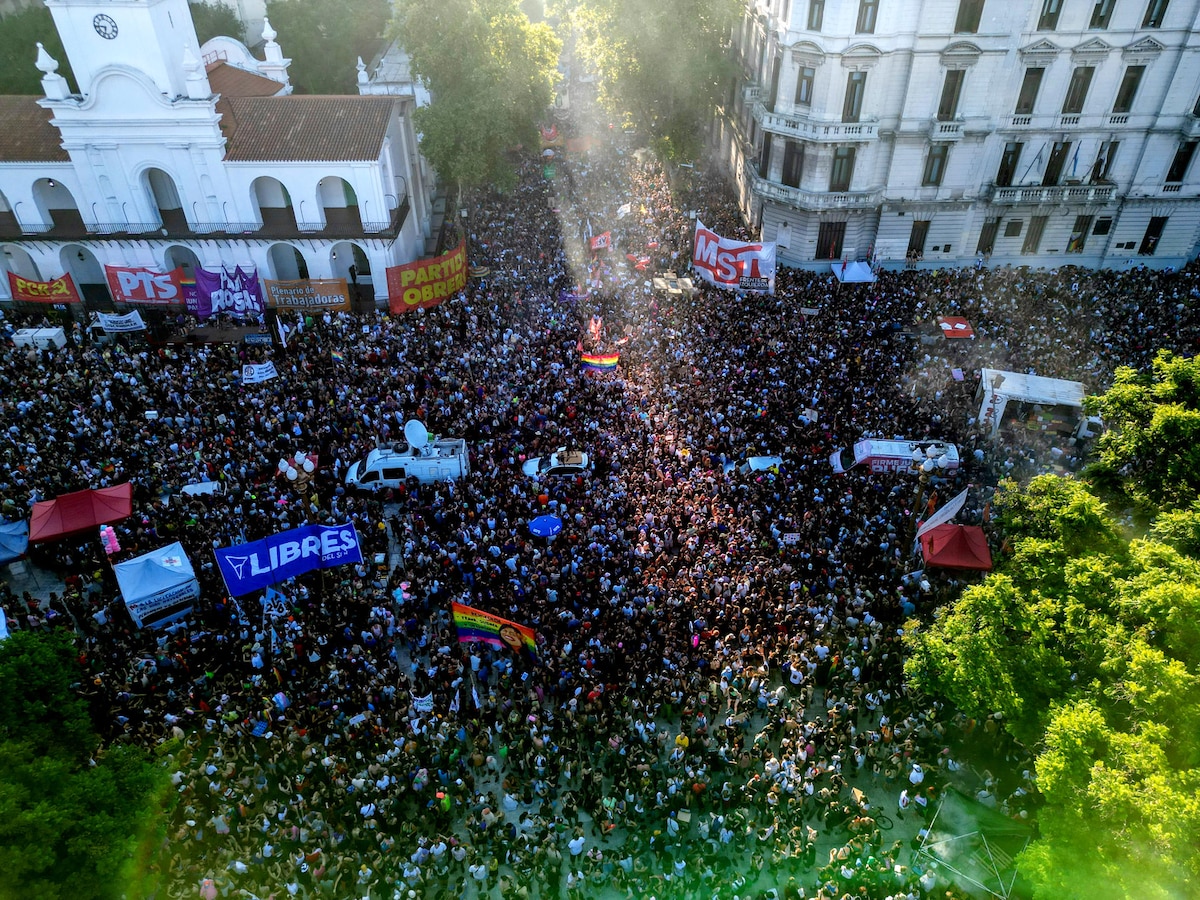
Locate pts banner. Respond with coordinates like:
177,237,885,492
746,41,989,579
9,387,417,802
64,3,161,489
7,272,82,304
104,266,196,306
692,220,776,294
386,240,467,313
214,522,363,596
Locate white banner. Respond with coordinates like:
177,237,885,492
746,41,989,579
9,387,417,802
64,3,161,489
241,361,278,385
917,487,970,539
96,311,147,333
412,693,434,713
692,220,776,293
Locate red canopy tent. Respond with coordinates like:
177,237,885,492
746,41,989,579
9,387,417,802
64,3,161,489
29,483,133,543
920,523,993,571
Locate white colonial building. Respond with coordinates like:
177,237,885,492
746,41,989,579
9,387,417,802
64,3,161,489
720,0,1200,269
0,0,434,307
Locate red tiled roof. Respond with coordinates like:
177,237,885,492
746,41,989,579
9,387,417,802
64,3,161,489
220,96,395,162
205,61,286,98
0,96,68,163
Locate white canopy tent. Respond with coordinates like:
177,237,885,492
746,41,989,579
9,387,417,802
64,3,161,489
113,541,200,629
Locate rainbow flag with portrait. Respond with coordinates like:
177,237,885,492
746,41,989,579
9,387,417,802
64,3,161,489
451,602,538,657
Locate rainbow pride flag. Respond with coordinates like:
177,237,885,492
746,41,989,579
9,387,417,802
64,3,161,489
331,350,345,362
581,352,619,373
452,602,538,657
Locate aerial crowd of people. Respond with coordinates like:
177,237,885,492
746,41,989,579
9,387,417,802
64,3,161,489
4,118,1200,900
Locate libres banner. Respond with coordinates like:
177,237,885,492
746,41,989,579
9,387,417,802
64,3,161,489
692,220,776,294
386,240,467,313
7,272,82,304
263,278,351,312
104,266,196,306
194,266,264,319
215,522,363,596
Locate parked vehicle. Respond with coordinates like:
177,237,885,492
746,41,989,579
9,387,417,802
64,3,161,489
829,439,959,475
522,448,590,478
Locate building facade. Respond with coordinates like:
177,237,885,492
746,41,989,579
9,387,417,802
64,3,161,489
0,0,433,307
719,0,1200,269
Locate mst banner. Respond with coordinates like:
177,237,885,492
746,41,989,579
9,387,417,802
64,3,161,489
263,278,351,312
194,266,264,319
386,240,467,313
7,272,82,304
692,220,776,294
104,266,194,306
214,522,363,596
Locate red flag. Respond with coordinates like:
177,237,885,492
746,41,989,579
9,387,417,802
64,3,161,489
590,231,612,251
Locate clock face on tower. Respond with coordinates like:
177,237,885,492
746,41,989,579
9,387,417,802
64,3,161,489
93,14,119,39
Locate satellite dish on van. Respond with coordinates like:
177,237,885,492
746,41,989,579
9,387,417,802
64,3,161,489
403,419,429,450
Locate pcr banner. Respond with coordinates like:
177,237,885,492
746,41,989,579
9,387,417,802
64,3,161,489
692,220,776,294
7,272,82,304
96,311,147,333
386,240,467,313
263,278,351,312
104,266,193,306
215,522,363,596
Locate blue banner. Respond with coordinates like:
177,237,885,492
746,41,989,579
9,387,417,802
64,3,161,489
215,522,363,596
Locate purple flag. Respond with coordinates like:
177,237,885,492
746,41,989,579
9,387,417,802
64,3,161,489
192,266,264,319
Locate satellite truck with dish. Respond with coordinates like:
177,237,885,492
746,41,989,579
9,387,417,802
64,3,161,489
345,419,469,491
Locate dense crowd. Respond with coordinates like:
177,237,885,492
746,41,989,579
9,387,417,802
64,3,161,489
4,121,1200,900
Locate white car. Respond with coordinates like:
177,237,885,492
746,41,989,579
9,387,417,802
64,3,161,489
522,449,590,478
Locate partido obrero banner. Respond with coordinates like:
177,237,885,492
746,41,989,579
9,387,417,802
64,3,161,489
215,522,363,596
263,278,351,312
385,240,467,313
692,220,776,294
7,272,82,304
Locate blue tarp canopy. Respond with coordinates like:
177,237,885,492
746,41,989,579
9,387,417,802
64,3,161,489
0,520,29,565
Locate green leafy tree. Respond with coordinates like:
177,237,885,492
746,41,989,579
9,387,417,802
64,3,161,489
570,0,739,160
265,0,388,95
0,630,93,758
906,475,1200,899
1086,349,1200,509
0,5,77,96
392,0,561,190
0,632,167,900
188,0,244,44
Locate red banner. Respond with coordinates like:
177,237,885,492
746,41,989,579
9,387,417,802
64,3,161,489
104,265,190,305
385,240,467,313
590,231,611,251
7,272,82,304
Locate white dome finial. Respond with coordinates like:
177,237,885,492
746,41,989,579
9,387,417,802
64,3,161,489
262,17,277,44
35,42,59,76
356,56,369,85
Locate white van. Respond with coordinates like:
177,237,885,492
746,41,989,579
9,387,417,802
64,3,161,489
346,438,470,491
830,439,959,475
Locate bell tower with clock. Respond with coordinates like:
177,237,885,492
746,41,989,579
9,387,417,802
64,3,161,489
44,0,203,99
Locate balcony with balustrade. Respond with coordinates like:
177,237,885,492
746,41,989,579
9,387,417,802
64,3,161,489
985,183,1117,205
743,161,882,211
754,103,879,143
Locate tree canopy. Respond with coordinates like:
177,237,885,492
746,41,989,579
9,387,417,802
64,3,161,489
568,0,739,160
905,474,1200,899
0,5,76,96
1085,349,1200,509
391,0,561,190
188,0,244,45
265,0,388,95
0,631,166,900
